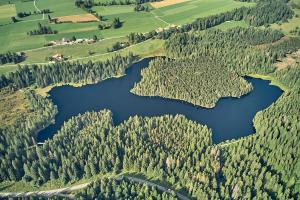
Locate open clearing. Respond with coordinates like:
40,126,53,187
275,49,300,70
0,88,30,126
56,14,99,23
150,0,189,8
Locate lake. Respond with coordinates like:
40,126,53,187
37,58,283,144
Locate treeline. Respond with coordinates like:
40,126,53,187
0,53,136,89
27,23,57,36
17,9,51,18
0,51,25,64
76,177,177,199
92,0,160,6
132,57,252,108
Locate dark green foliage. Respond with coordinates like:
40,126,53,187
134,4,149,12
245,0,294,26
93,0,160,6
164,27,297,74
76,178,177,199
0,53,136,89
1,110,212,187
27,23,57,36
0,51,25,64
108,41,129,52
113,17,122,29
132,57,252,107
75,0,93,8
131,27,289,106
17,12,31,18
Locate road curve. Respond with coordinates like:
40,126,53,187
122,176,190,200
0,176,190,200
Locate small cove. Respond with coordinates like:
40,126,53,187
37,58,283,144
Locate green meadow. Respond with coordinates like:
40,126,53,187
0,0,254,53
0,4,16,25
0,39,165,75
152,0,256,25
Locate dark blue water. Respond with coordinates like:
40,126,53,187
37,58,283,144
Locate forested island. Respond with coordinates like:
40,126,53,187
0,0,299,199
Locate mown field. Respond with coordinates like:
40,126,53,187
152,0,255,25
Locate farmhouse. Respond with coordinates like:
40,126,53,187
51,54,63,61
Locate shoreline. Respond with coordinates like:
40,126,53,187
248,73,288,92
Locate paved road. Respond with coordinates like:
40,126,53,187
0,176,190,200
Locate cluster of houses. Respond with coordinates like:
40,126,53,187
45,37,96,47
45,37,97,62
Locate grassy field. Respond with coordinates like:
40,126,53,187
152,0,255,25
0,88,31,126
0,39,165,75
0,0,253,53
212,20,249,30
24,37,127,63
271,9,300,35
0,4,16,25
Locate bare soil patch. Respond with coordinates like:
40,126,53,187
256,36,289,49
275,48,300,70
56,14,99,23
150,0,189,8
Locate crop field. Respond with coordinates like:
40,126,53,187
56,14,99,23
150,0,189,8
